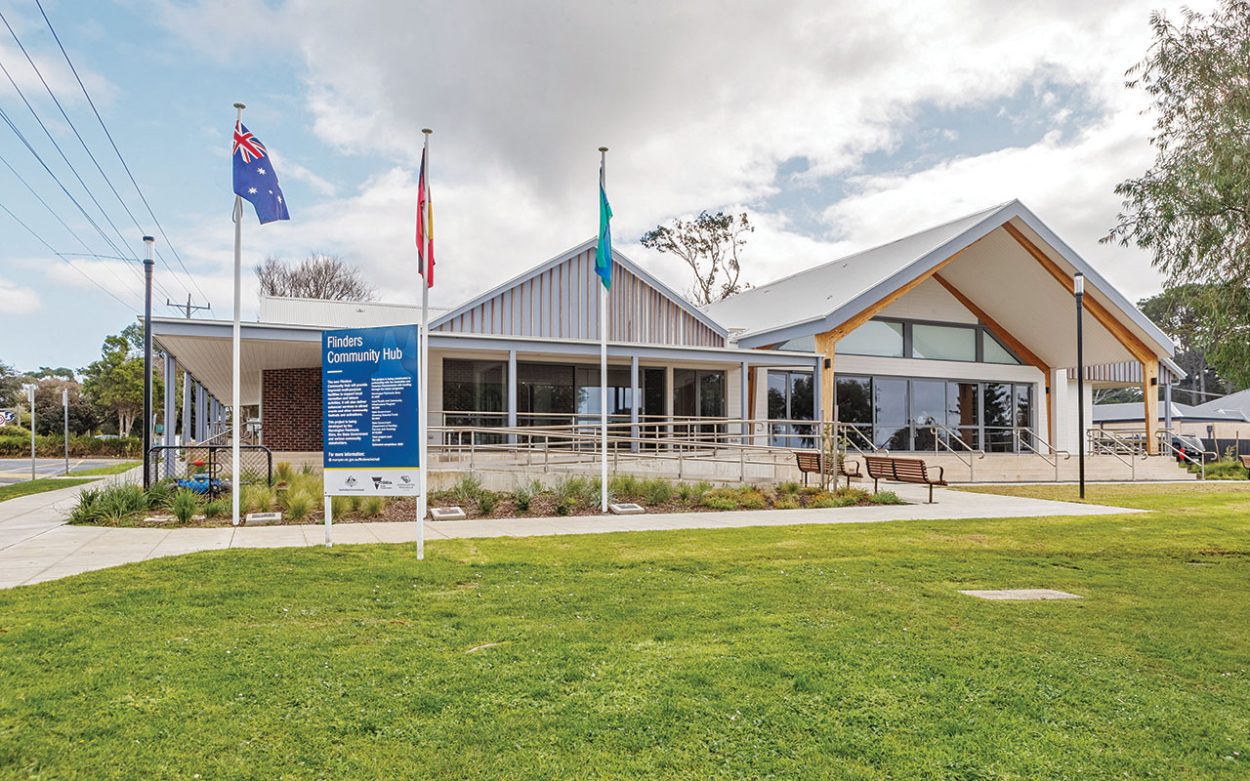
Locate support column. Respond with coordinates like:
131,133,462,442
181,371,191,446
630,355,640,452
1142,359,1159,454
163,353,176,476
1163,381,1173,436
664,366,674,443
740,360,749,445
814,332,836,423
506,350,517,445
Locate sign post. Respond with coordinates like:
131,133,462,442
62,387,69,475
321,325,422,552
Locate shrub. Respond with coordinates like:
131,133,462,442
170,490,200,524
360,496,385,518
512,484,532,513
736,488,767,510
807,491,853,509
777,480,802,495
69,487,103,524
96,484,148,522
330,495,353,517
285,490,312,521
477,491,497,515
273,461,295,484
609,474,640,500
241,485,274,515
840,487,871,504
452,475,483,505
145,480,176,510
701,488,739,511
202,499,228,519
774,495,800,510
869,490,903,505
641,478,673,506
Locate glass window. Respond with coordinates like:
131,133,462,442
983,333,1021,365
699,372,725,418
874,378,908,448
518,363,575,425
442,359,507,443
836,376,872,424
912,324,976,362
910,380,945,450
789,373,813,421
574,367,632,419
947,381,979,450
983,383,1013,428
839,320,904,357
1014,384,1032,429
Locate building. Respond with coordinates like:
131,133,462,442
151,199,1188,480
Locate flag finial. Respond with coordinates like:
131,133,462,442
598,146,608,152
422,128,433,136
233,102,246,110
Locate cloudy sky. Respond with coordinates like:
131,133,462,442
0,0,1211,370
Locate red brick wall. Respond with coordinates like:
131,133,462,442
262,367,322,451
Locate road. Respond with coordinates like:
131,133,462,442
0,458,131,486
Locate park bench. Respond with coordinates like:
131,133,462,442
863,454,948,503
1239,455,1250,478
794,451,862,488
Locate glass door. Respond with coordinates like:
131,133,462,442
910,380,946,451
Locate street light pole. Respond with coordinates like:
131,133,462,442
63,387,69,475
25,384,35,482
142,235,155,490
1074,272,1086,499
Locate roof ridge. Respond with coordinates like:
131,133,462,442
706,200,1016,308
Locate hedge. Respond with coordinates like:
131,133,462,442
0,434,142,458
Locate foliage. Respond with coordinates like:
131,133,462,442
640,478,673,506
255,254,376,301
31,378,99,436
1137,284,1247,395
1190,458,1248,480
451,475,483,505
640,210,753,305
144,480,176,510
273,461,295,485
360,496,385,518
202,499,229,520
870,490,904,505
170,490,200,524
512,483,533,513
284,491,313,521
0,433,141,458
241,485,275,515
700,488,739,510
476,491,497,515
331,495,353,517
79,325,159,437
1107,1,1250,347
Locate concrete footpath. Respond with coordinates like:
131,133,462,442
0,480,1141,589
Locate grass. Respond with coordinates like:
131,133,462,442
0,477,94,503
2,484,1250,778
70,460,141,477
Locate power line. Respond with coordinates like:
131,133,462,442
0,46,149,289
0,145,141,303
0,195,141,311
0,7,202,307
32,0,211,308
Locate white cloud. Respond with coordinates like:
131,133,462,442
155,0,1220,313
0,275,41,313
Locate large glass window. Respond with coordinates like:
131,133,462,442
835,375,873,449
946,381,980,450
984,333,1021,365
912,324,977,362
768,371,815,447
839,320,904,357
517,363,575,426
574,367,633,422
910,380,946,450
873,378,910,449
673,369,725,440
443,359,507,444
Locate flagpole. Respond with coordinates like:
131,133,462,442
230,101,245,528
417,128,432,561
599,146,609,513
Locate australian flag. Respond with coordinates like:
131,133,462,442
232,121,290,224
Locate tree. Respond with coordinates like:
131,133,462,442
255,253,376,301
641,211,753,305
1107,2,1250,287
1135,284,1250,401
0,360,23,409
80,328,160,438
32,378,99,437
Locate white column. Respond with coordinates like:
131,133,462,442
630,354,640,452
506,349,518,445
740,360,749,444
163,353,176,476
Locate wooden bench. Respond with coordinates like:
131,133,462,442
1239,455,1250,477
864,454,948,503
794,451,862,488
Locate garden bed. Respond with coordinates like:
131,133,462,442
67,464,904,528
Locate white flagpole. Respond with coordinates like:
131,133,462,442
230,101,245,528
599,146,609,513
417,128,432,561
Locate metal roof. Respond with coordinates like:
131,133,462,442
703,200,1179,367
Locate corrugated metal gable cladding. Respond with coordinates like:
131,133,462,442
433,248,725,347
1065,361,1178,384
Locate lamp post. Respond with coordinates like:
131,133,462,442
23,383,35,482
1074,272,1086,499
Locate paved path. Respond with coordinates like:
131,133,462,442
0,480,1141,590
0,457,127,486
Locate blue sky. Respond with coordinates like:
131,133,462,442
0,0,1207,371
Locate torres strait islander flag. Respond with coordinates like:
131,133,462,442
416,146,434,287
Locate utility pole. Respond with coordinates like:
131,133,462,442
142,236,155,490
167,293,211,319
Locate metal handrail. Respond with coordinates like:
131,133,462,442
1087,430,1137,479
925,421,984,480
1013,429,1071,481
1154,432,1207,480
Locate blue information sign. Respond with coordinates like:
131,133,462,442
321,324,420,496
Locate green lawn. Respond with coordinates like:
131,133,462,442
2,485,1249,779
0,477,94,503
70,460,141,477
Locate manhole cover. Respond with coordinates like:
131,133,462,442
959,589,1081,601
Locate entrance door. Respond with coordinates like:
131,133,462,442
910,380,946,450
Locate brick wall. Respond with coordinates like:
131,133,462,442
261,367,322,451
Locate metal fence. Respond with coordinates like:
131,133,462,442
146,445,273,496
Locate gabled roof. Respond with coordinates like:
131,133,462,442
703,200,1177,364
1190,389,1250,419
431,237,727,338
